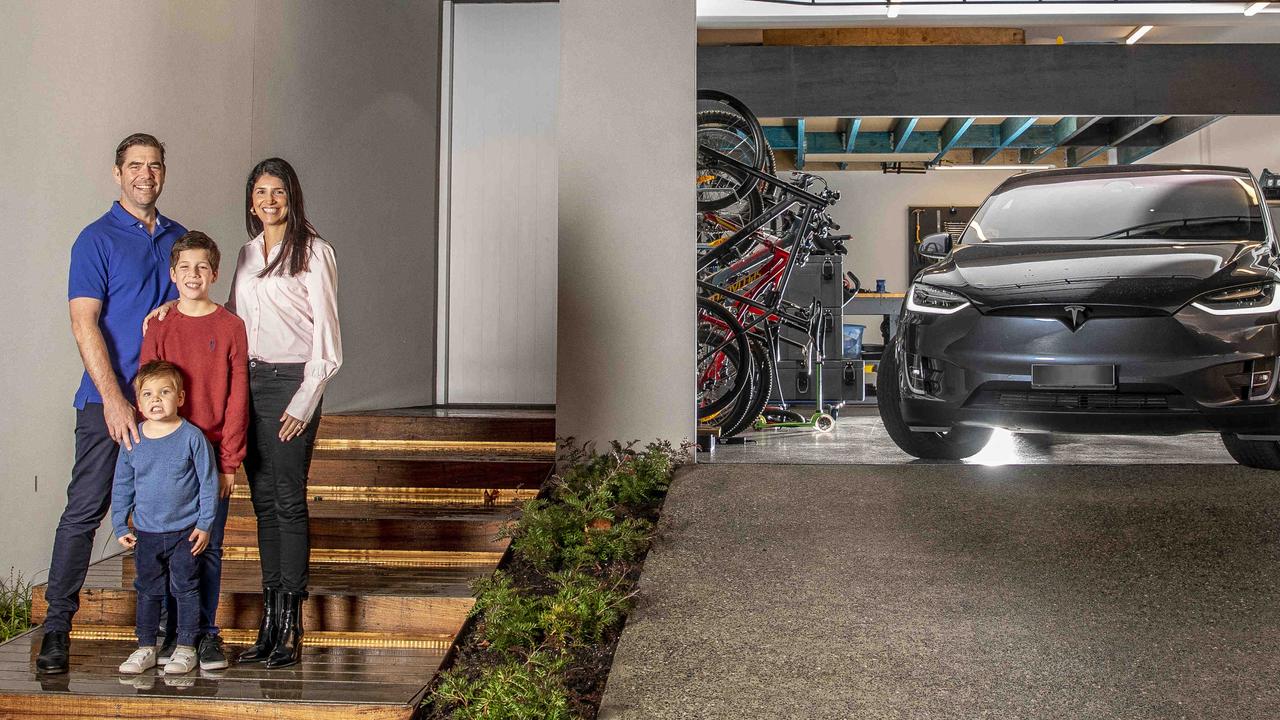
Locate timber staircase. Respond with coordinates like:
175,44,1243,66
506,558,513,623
0,408,554,719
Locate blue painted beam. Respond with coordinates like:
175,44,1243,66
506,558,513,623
1025,116,1102,163
763,127,938,155
795,118,806,169
932,117,976,164
1069,116,1158,166
973,116,1038,165
1118,115,1222,164
892,117,920,154
843,117,862,154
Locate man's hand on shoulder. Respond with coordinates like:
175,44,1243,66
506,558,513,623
141,300,177,335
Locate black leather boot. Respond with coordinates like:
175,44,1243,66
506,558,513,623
265,591,305,669
36,630,70,674
237,587,278,663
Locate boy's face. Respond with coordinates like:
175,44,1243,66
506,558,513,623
171,249,217,302
137,376,184,422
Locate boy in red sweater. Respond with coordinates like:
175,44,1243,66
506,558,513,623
140,230,248,670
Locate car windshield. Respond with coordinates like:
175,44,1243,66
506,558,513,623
960,172,1267,244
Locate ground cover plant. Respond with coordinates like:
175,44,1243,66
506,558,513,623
0,570,32,644
425,439,687,720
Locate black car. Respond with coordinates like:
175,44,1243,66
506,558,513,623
878,164,1280,468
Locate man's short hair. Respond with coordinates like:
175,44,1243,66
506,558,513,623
170,231,221,271
115,133,165,168
134,360,183,396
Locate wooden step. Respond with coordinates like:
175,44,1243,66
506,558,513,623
307,458,551,490
318,410,553,443
31,558,480,637
230,484,538,507
222,547,504,567
223,507,511,553
0,630,437,719
313,438,555,463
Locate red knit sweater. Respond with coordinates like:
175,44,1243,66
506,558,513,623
140,306,249,474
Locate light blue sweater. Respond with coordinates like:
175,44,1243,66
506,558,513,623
111,420,217,537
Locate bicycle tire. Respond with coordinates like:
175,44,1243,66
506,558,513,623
698,296,752,421
698,90,767,172
721,336,775,438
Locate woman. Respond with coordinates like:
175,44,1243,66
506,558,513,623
231,158,341,669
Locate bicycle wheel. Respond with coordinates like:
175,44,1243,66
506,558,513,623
698,90,767,172
696,95,770,212
720,336,775,438
697,192,763,255
698,296,752,421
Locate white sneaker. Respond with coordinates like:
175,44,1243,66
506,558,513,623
119,646,157,674
163,645,197,675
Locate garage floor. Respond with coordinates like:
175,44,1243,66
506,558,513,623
702,407,1235,465
599,461,1280,720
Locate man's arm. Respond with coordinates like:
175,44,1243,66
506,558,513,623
69,298,139,449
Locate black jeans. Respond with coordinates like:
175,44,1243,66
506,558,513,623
244,361,320,593
43,403,118,633
134,529,200,647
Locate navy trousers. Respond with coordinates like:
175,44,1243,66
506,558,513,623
162,495,229,639
43,404,117,633
133,529,200,647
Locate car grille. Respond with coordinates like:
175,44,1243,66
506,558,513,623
969,389,1181,411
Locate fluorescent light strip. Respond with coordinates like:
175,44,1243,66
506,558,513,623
1125,24,1154,43
886,0,898,17
1245,2,1270,16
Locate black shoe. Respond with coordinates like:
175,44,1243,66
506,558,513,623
157,634,177,665
197,633,230,670
265,591,305,669
36,630,70,674
238,587,278,663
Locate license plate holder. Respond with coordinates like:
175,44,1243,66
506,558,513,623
1031,364,1116,390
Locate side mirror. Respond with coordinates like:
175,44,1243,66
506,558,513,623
918,232,952,260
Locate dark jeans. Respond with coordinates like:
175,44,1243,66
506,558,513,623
163,495,229,639
134,529,200,647
43,403,118,633
244,361,320,593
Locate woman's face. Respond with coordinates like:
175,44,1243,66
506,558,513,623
251,174,289,229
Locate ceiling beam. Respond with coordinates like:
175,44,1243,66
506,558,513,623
973,116,1037,165
1070,116,1158,166
843,117,862,154
933,117,976,164
1024,116,1102,164
1117,115,1223,165
699,44,1280,117
892,117,920,154
795,117,806,170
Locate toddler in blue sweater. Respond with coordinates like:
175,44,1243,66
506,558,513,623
112,360,217,675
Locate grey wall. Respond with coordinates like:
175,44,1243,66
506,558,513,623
251,1,441,413
0,0,255,580
0,1,440,579
444,2,559,404
1146,116,1280,176
557,0,697,447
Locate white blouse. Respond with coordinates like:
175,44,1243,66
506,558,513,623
228,233,342,422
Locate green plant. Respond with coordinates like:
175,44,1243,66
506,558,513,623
471,572,543,653
0,569,32,643
541,572,631,648
435,651,572,720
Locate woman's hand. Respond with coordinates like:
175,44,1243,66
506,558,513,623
279,412,308,442
142,300,178,335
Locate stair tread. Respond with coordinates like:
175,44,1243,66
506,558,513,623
228,497,518,520
0,629,437,713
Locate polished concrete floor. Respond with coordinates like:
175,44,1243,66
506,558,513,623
600,462,1280,719
703,407,1235,465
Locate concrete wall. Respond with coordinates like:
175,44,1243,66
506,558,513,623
0,0,440,579
443,2,559,404
1145,116,1280,177
558,0,697,447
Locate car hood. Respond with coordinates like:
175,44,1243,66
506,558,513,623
919,239,1277,312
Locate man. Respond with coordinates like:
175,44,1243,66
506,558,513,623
37,133,187,674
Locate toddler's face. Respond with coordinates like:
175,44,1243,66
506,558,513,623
137,377,183,422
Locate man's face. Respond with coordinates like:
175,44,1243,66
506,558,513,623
113,145,165,211
171,249,217,302
137,376,183,422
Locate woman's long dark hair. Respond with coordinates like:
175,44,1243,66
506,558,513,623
245,157,321,278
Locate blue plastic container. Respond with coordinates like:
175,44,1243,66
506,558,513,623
842,323,865,358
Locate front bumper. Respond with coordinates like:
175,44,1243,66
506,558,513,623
896,304,1280,436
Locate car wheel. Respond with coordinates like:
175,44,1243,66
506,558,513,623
1220,433,1280,470
877,347,992,460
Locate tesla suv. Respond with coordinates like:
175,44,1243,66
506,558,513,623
878,165,1280,468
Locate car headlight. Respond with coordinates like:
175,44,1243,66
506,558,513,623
1190,282,1280,315
906,283,971,315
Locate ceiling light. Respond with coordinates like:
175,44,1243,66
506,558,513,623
885,0,898,18
1244,2,1270,15
1125,24,1154,43
931,164,1056,171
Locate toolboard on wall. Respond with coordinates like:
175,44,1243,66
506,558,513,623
908,206,976,278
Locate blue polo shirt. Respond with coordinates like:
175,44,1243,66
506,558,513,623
68,202,185,408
